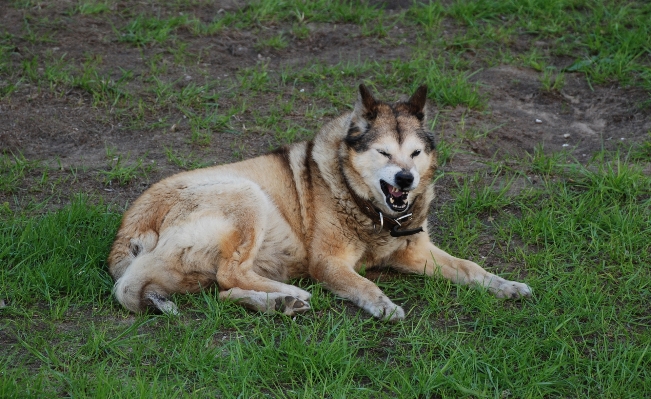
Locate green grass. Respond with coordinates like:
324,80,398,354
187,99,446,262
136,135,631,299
164,147,212,170
0,196,118,306
117,15,191,46
100,148,155,186
69,0,111,15
631,132,651,161
0,153,40,193
256,33,289,51
442,0,651,89
540,66,566,92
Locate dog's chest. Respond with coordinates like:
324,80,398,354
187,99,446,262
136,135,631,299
358,236,404,267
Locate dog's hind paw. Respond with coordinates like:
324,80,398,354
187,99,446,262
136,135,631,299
284,287,312,302
275,295,311,316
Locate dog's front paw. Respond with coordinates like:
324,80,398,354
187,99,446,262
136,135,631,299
492,280,532,299
366,296,405,321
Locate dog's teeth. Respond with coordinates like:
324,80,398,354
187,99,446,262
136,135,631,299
389,197,394,204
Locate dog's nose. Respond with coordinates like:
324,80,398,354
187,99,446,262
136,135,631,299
394,171,414,189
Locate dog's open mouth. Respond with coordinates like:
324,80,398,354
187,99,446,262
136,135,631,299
380,180,409,212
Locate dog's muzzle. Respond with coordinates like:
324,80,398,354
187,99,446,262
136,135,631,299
380,179,409,212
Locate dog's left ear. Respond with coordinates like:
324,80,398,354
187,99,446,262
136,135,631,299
406,85,427,121
408,85,435,151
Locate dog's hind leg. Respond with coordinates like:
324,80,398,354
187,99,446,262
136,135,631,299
217,196,311,304
211,231,311,316
219,288,310,316
216,228,312,303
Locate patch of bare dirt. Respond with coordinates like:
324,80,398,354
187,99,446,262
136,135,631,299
471,66,651,158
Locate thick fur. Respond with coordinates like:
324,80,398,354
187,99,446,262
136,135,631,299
108,85,531,320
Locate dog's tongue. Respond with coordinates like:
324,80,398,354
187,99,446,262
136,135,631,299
388,184,402,197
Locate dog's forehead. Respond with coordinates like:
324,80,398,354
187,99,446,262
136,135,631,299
371,102,424,142
396,112,422,133
400,134,425,150
373,103,420,128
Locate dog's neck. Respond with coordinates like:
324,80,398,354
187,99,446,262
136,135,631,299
341,173,423,238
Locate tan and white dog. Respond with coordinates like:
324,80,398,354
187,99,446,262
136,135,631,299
108,84,531,320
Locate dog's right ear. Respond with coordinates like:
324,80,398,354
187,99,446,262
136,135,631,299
355,84,378,121
346,84,378,151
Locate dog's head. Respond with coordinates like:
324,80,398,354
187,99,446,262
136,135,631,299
343,84,437,215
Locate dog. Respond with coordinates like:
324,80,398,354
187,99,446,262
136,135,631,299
108,84,532,321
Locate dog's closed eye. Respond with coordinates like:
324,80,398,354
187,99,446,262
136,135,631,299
377,150,391,159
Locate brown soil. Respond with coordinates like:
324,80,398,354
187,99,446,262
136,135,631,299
1,0,650,211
